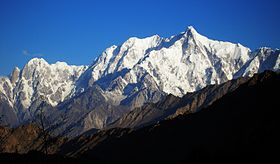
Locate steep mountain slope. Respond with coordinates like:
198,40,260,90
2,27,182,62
77,71,279,163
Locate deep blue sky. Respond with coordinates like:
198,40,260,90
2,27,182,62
0,0,279,76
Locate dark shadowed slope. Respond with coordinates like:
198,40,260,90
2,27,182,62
79,71,279,163
0,151,78,164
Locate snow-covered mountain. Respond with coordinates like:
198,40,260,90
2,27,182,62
0,26,279,136
78,26,278,108
0,59,87,125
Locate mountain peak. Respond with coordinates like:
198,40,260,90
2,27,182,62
186,26,196,32
123,34,161,47
26,58,48,67
29,57,47,62
185,26,199,35
10,67,20,84
12,66,20,73
184,26,209,44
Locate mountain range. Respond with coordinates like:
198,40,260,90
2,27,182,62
0,26,279,137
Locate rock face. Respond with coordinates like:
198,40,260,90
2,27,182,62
0,94,17,126
0,26,279,137
10,67,20,84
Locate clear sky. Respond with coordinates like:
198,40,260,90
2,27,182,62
0,0,279,76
